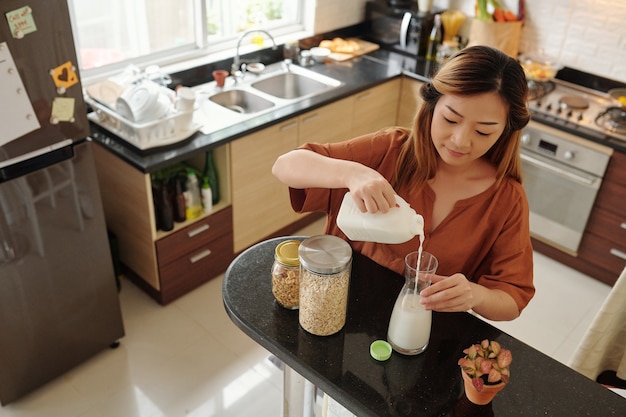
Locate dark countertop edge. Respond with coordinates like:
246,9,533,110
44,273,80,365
89,55,407,173
87,24,412,174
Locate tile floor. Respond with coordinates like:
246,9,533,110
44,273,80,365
0,219,614,417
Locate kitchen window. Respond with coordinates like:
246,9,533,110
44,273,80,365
68,0,306,77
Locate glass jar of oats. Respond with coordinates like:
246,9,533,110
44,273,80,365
298,235,352,336
272,240,301,310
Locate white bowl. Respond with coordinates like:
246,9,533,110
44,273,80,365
116,81,172,123
309,47,331,62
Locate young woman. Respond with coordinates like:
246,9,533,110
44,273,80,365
272,46,535,321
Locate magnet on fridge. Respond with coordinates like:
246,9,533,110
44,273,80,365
50,62,78,90
5,6,37,39
50,97,75,123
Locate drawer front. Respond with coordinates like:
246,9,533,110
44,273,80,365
156,206,232,267
585,206,626,249
159,231,234,304
594,177,626,215
578,232,626,278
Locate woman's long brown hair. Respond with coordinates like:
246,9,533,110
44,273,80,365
392,45,530,191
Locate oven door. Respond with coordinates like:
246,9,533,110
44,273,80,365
521,149,603,255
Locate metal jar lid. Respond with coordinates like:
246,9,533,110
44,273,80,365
298,235,352,274
275,240,301,267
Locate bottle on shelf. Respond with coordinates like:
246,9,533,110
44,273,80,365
426,14,442,62
172,175,187,223
157,179,174,231
201,177,212,214
184,169,203,220
203,150,220,205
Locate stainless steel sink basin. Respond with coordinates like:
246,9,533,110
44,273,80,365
209,89,275,114
197,63,344,135
251,68,342,99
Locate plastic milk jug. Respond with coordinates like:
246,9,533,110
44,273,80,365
336,192,424,244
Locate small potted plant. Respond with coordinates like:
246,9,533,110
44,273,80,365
458,339,512,405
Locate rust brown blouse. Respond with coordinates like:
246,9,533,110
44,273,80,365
288,129,535,313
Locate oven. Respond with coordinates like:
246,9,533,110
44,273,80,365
521,68,626,255
521,121,611,254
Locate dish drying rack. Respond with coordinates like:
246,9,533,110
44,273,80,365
86,97,199,150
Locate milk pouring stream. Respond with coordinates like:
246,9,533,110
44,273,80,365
336,192,424,244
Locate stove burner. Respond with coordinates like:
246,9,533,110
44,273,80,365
559,95,589,110
595,106,626,134
527,80,555,101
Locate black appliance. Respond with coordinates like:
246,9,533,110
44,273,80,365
0,0,124,405
364,0,443,58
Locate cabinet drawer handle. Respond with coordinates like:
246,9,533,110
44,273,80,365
187,223,210,238
357,91,372,101
621,222,626,230
609,248,626,261
190,249,212,263
302,113,320,123
280,121,298,131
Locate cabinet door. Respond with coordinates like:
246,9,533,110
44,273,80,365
299,97,353,146
351,79,401,137
231,118,302,252
92,144,160,289
397,77,424,128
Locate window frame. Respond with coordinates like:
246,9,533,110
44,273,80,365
69,0,311,84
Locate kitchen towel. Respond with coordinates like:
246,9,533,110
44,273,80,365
569,266,626,382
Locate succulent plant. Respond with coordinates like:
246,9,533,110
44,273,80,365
458,339,512,392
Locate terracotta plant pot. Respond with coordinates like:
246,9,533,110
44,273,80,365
461,370,507,405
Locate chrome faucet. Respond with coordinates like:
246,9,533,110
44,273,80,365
231,29,277,82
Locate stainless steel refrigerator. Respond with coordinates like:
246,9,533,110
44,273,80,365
0,0,124,405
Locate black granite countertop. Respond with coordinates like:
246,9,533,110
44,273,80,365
223,236,626,417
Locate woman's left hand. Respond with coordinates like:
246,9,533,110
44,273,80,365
419,273,478,313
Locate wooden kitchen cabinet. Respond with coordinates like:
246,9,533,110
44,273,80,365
351,78,401,137
299,96,353,145
92,143,233,304
156,207,233,304
578,150,626,284
231,117,302,253
230,97,353,253
397,77,424,128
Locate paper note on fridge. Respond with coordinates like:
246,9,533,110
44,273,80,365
0,42,41,146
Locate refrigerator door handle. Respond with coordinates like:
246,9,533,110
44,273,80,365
0,139,74,182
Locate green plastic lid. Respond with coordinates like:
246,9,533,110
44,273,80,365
370,340,392,361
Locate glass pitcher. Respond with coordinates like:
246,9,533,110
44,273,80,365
387,251,438,355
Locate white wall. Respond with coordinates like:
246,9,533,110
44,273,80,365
313,0,626,82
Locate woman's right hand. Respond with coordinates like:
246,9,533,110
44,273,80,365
272,149,396,213
346,167,397,213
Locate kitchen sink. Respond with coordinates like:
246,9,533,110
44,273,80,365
209,89,275,114
197,62,344,135
251,64,343,99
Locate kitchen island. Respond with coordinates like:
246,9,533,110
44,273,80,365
223,236,626,417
